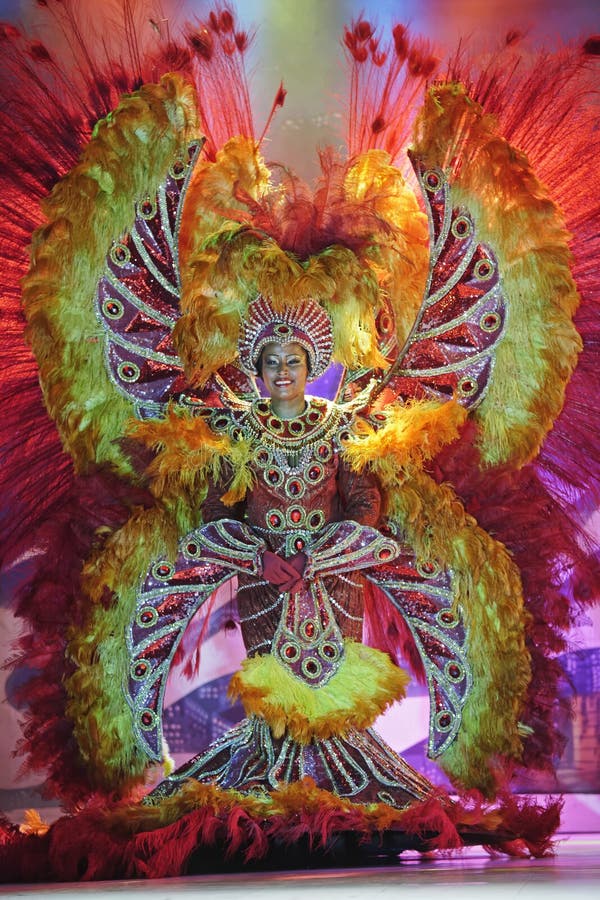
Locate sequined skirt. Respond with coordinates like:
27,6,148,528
146,714,433,808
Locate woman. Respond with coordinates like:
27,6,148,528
143,296,435,810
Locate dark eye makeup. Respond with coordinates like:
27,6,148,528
264,356,304,366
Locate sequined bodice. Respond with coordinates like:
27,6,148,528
205,397,354,556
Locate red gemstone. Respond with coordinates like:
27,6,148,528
285,646,297,659
290,420,302,433
290,509,301,524
269,513,282,527
305,660,318,674
140,610,154,624
114,245,127,261
122,365,136,378
448,664,461,679
308,466,321,481
289,480,301,495
141,711,154,726
187,542,198,554
379,314,391,333
106,302,120,315
323,644,336,658
439,713,452,728
294,538,305,551
267,469,279,484
141,200,154,216
426,172,440,189
317,444,329,458
304,621,315,638
135,662,148,677
440,611,454,624
379,547,392,560
309,513,321,528
157,564,171,577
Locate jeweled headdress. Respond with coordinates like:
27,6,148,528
238,295,334,380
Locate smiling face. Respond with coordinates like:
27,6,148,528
258,341,309,419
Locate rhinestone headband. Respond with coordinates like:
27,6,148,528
239,296,334,381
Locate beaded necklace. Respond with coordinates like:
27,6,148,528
246,397,346,471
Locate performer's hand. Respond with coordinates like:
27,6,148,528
286,551,307,577
262,550,304,592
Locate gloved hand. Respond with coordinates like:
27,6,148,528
262,550,307,593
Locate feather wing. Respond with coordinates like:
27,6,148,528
67,520,264,788
375,152,507,413
22,74,200,478
373,83,581,470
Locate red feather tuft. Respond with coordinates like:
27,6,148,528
4,471,153,807
393,24,409,60
343,20,439,166
187,27,214,61
354,20,375,43
582,35,600,55
0,784,562,882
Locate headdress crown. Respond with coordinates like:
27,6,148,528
238,296,333,381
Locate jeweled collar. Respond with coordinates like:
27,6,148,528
248,396,339,447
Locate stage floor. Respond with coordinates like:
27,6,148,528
1,833,599,899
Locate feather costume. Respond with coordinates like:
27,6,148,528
0,1,599,881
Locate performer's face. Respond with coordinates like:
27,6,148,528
259,341,309,410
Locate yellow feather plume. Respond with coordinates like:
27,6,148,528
128,407,255,513
343,399,467,491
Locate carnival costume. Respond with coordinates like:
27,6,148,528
1,1,599,882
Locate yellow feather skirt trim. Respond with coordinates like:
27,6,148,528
227,641,409,744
